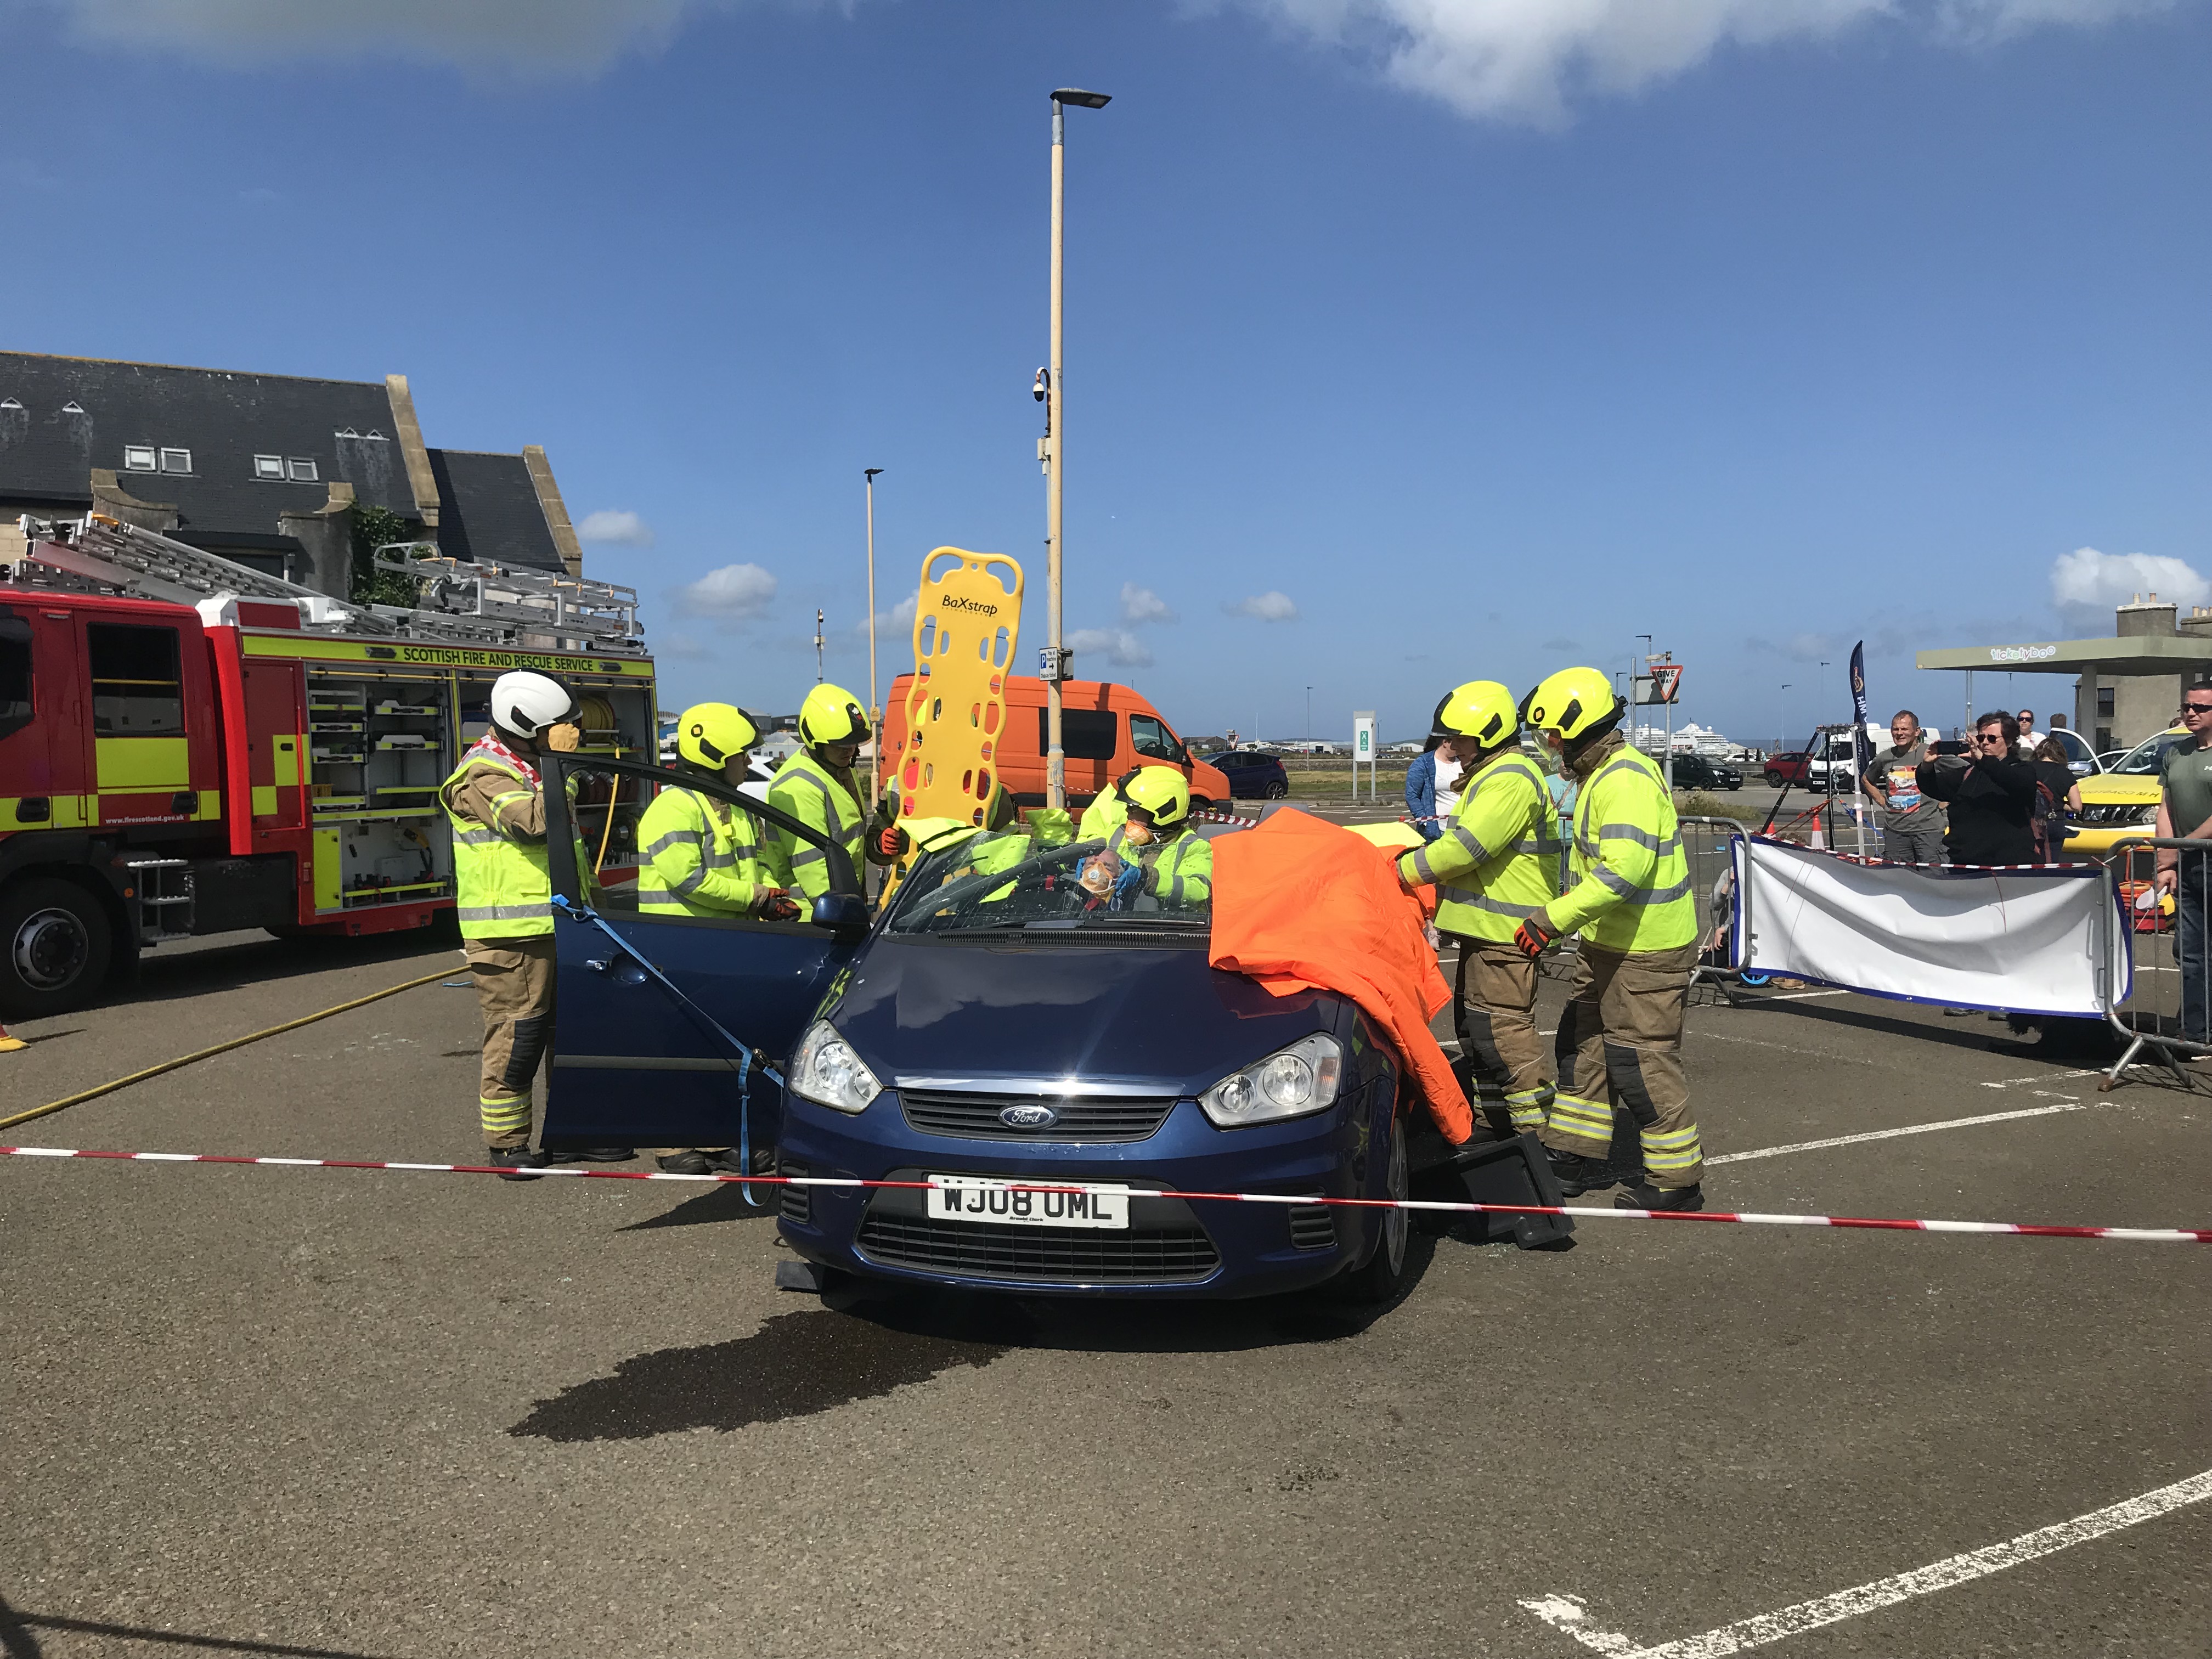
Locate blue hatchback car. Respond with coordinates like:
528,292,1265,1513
539,755,1416,1302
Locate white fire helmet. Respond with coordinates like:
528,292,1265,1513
489,671,578,740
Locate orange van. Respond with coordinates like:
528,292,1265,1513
883,672,1231,812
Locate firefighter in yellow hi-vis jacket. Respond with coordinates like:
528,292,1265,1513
1393,681,1561,1138
441,670,629,1180
768,683,870,904
1513,666,1706,1212
635,701,799,1177
637,703,795,922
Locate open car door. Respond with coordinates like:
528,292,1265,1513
540,754,869,1158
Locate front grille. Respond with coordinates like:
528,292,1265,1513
855,1214,1220,1283
899,1089,1177,1144
2075,802,2154,826
778,1159,810,1224
1288,1205,1337,1250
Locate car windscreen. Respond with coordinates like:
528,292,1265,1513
2113,732,2185,776
883,831,1211,939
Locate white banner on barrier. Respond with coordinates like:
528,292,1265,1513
1732,838,2130,1018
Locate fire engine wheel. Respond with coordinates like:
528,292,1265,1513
0,877,114,1020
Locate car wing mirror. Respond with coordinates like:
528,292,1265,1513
811,892,871,939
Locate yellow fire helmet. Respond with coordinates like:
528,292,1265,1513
674,702,759,770
1431,680,1519,749
1122,765,1192,829
1522,665,1625,743
798,682,871,747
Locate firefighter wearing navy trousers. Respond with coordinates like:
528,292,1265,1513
635,701,800,1176
1393,680,1561,1138
441,671,630,1181
1513,666,1706,1212
768,682,870,904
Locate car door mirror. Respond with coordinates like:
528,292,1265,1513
811,891,871,939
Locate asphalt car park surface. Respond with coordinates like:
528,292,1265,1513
2,928,2207,1657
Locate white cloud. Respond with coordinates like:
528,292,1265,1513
577,509,653,546
676,561,777,620
1068,627,1155,669
1120,583,1177,626
1232,0,2177,125
2051,546,2208,634
1226,590,1300,622
658,633,710,660
856,593,918,636
35,0,777,74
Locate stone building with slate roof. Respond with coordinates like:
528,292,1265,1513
0,351,583,598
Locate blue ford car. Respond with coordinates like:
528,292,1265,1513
539,754,1418,1301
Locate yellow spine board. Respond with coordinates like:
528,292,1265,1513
894,548,1023,828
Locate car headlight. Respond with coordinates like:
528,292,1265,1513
788,1020,882,1115
2136,804,2159,825
1198,1032,1344,1128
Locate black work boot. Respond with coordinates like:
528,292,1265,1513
1546,1149,1635,1197
546,1147,636,1164
487,1147,549,1182
700,1147,776,1175
1616,1180,1705,1213
656,1150,714,1176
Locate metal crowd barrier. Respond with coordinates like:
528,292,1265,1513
2094,836,2212,1086
1676,814,1750,989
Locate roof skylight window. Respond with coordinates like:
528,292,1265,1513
253,455,285,480
123,445,156,471
159,448,191,474
287,457,318,482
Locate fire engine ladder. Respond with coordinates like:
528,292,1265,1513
15,513,394,633
370,541,644,653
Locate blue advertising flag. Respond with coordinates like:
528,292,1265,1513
1849,641,1874,773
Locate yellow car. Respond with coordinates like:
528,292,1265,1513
2065,726,2185,855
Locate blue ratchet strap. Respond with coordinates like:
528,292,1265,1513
552,894,782,1205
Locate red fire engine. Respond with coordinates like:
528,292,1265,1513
0,515,657,1017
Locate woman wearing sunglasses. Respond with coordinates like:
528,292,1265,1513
1915,713,2038,866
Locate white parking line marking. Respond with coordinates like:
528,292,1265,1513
1707,1100,2095,1166
1526,1466,2212,1659
1978,1069,2100,1090
1518,1594,1640,1654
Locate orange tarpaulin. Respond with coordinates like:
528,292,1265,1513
1208,810,1472,1145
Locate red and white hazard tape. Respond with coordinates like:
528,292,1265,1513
3,1146,2204,1243
1192,808,1261,827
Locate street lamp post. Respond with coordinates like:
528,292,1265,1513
864,466,884,806
1634,633,1652,744
1306,685,1313,742
1042,86,1111,812
1781,684,1792,754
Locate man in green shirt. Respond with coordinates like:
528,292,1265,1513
2153,689,2212,1045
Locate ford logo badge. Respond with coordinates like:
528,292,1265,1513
1000,1103,1058,1128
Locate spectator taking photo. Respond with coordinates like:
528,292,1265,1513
1916,712,2037,865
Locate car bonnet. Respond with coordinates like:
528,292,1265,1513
819,935,1343,1098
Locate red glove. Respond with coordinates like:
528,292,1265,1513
1513,913,1559,958
877,825,903,858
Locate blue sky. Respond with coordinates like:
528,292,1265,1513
3,0,2205,747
